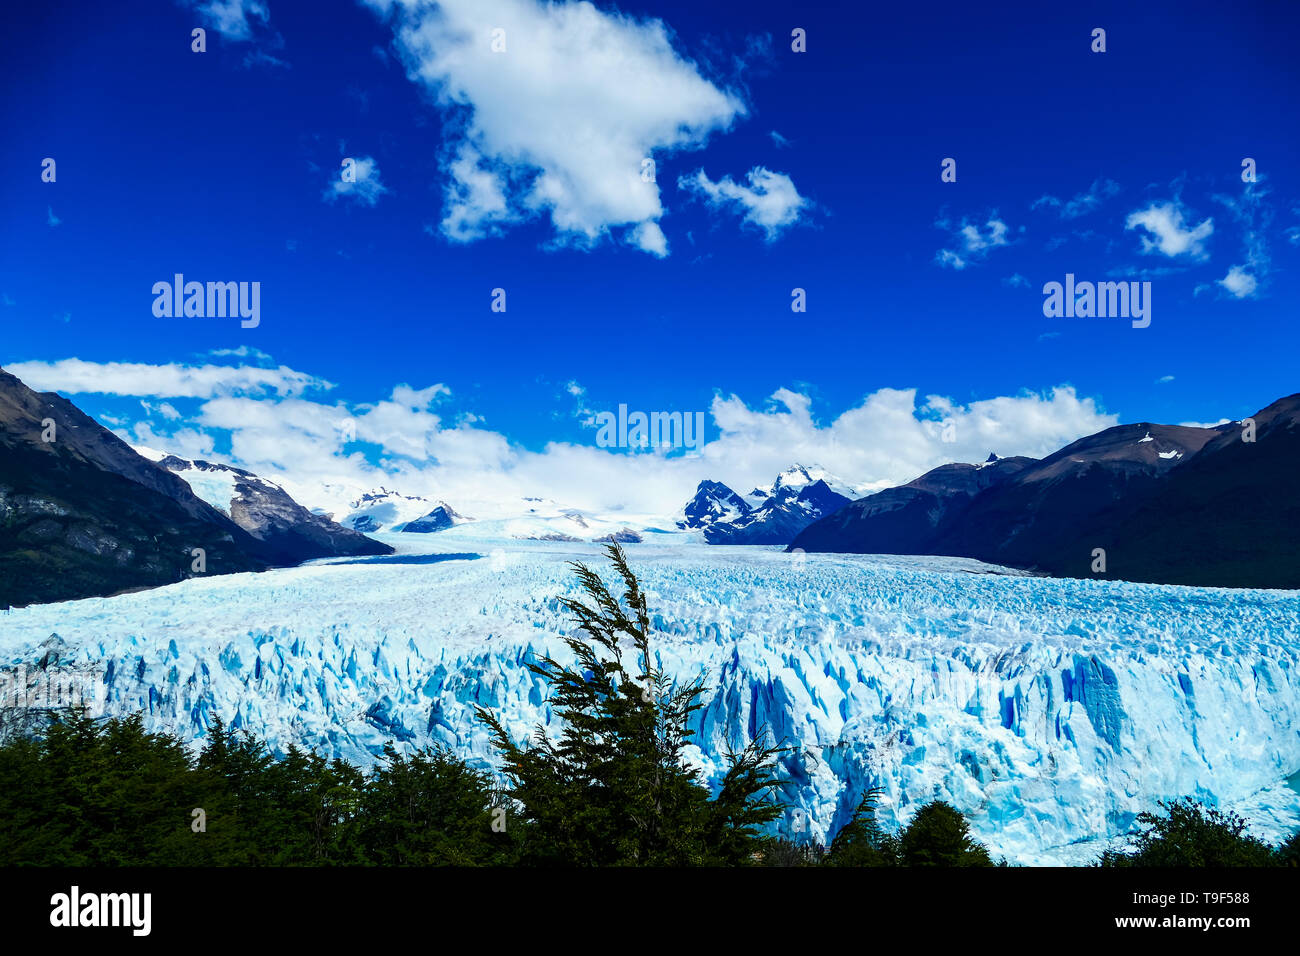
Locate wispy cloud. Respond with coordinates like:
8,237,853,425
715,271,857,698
178,0,285,66
179,0,271,42
934,213,1012,270
7,358,330,399
323,155,389,207
1032,178,1120,219
205,345,274,362
1207,180,1272,299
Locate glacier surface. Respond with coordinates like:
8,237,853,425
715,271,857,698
2,532,1298,865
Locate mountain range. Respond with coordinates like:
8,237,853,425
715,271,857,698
677,464,856,544
4,361,1297,602
792,394,1300,588
149,453,393,565
0,367,390,608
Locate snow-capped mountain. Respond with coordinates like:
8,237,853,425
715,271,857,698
400,502,472,533
679,464,856,545
153,454,392,564
340,488,436,533
677,480,750,534
748,463,866,504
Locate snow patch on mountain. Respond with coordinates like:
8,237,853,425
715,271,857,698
341,488,435,533
158,455,286,516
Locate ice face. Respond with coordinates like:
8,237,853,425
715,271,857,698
1,534,1297,865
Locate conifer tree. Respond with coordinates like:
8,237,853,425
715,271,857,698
898,800,994,867
825,787,898,866
477,543,784,865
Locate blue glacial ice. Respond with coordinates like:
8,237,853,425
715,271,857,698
1,532,1297,865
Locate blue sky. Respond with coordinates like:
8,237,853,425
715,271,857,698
2,0,1298,514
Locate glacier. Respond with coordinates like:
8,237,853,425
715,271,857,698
1,530,1298,865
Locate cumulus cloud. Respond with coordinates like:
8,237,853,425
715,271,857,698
678,167,809,240
364,0,745,255
1125,201,1213,259
324,156,389,206
19,358,1120,523
934,213,1011,270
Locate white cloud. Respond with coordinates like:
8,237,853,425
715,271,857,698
440,147,514,240
1124,201,1213,259
1217,265,1258,299
1211,181,1271,299
935,214,1010,269
206,345,273,362
1031,178,1120,219
141,400,184,420
1155,375,1175,384
678,167,809,240
180,0,270,42
324,156,389,206
17,357,1120,524
364,0,745,255
1002,273,1029,288
5,358,330,399
630,221,669,258
124,422,217,461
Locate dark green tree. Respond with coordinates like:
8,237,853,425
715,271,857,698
260,745,364,865
0,712,208,865
357,743,520,865
477,543,785,865
1277,829,1300,867
825,787,899,866
1099,798,1277,867
898,800,994,867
